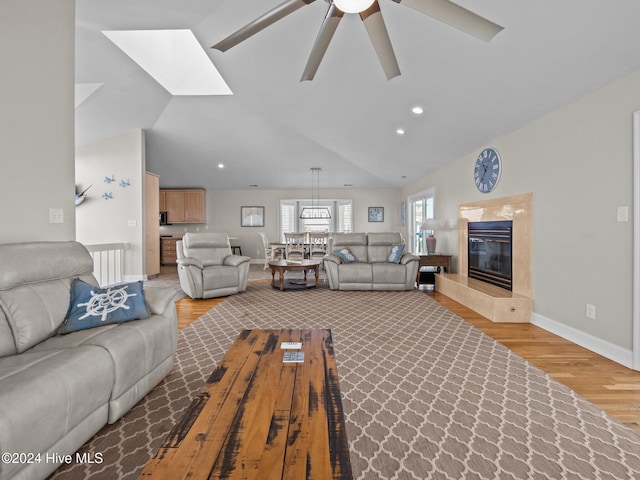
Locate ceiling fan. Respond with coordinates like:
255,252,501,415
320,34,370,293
211,0,503,81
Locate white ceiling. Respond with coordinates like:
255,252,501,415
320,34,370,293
75,0,640,189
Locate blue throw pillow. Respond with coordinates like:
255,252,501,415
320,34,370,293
388,243,405,263
334,247,358,263
59,279,150,334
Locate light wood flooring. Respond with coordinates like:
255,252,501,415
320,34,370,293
174,287,640,433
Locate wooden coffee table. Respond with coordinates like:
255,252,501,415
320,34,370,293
140,329,352,480
268,259,320,291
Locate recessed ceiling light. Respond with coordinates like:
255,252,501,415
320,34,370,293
396,128,406,135
218,163,224,168
412,106,424,115
103,29,232,96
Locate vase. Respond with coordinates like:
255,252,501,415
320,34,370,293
426,234,436,254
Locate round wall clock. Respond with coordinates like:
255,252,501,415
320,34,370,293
474,147,501,193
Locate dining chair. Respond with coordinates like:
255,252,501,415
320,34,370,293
284,232,306,262
308,232,329,261
258,232,276,270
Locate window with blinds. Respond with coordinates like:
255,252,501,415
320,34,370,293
338,201,352,234
280,203,296,239
279,199,352,241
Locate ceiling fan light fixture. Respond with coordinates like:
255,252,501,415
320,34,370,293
333,0,375,14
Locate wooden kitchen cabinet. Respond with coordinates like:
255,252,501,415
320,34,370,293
160,236,179,265
165,190,185,223
145,173,161,276
159,190,166,211
160,189,206,224
184,190,205,223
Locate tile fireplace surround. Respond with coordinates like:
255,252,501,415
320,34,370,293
436,193,533,323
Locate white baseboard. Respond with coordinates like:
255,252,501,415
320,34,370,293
123,274,145,283
531,312,633,369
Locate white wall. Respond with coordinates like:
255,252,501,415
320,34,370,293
76,130,147,279
158,188,402,259
0,0,75,243
403,71,640,363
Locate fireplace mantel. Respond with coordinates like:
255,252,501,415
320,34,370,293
436,193,533,323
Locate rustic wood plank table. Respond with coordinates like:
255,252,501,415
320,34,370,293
140,329,353,480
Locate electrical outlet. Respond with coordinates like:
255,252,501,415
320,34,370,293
586,304,596,320
127,220,136,227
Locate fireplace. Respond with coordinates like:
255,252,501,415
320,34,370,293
468,221,513,291
436,193,531,323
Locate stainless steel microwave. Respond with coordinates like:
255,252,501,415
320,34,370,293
159,211,169,225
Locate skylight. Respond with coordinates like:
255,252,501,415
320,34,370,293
102,29,232,96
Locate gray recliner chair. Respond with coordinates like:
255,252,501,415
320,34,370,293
177,233,251,299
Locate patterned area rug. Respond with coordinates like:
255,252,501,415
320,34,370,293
50,282,640,479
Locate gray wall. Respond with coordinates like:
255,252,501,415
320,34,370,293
0,0,76,243
403,71,640,363
76,130,147,279
158,188,403,259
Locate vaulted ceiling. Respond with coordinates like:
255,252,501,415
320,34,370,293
75,0,640,189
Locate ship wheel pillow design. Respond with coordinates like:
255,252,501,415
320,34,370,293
60,279,150,334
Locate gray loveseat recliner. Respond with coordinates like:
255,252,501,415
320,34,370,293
0,241,178,480
177,233,251,299
324,232,419,291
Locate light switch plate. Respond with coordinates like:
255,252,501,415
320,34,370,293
617,206,629,222
49,208,64,224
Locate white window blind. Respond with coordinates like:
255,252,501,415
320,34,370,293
338,201,352,233
280,202,296,241
279,199,352,239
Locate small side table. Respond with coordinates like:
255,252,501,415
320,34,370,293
417,254,452,288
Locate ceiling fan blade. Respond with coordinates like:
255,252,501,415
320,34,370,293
360,2,401,80
212,0,316,51
301,4,343,81
392,0,503,41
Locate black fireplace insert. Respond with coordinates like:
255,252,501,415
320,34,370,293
468,220,512,291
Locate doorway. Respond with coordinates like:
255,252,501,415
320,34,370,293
408,189,434,254
632,111,640,370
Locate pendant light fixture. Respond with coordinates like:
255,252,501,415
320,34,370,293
299,167,331,219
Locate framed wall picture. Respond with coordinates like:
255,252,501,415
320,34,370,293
368,207,384,222
241,206,264,227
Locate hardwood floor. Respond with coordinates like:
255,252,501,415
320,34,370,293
430,291,640,433
173,288,640,433
175,297,224,330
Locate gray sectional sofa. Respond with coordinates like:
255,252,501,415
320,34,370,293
0,241,178,480
324,232,419,290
